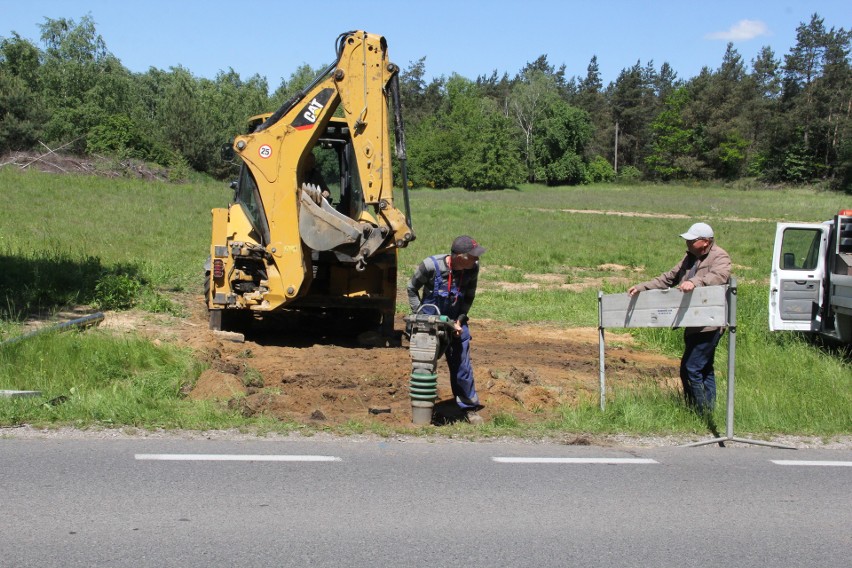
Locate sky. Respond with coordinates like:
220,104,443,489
2,1,849,90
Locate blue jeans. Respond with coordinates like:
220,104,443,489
444,324,479,409
680,329,722,414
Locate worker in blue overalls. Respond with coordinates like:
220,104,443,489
406,236,486,424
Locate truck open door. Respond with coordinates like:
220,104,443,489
769,222,830,332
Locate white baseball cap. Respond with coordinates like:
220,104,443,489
680,222,714,240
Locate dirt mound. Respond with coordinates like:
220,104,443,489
1,150,168,181
18,293,681,428
156,296,679,428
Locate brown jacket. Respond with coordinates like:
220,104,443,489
634,243,732,333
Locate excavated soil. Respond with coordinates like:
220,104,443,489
92,293,681,428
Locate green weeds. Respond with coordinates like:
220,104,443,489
0,330,246,429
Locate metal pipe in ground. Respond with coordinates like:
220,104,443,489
1,312,105,347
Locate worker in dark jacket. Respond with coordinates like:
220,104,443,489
628,222,731,414
407,235,485,423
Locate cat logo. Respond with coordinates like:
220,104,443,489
292,88,334,131
303,99,324,123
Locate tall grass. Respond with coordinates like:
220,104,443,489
0,168,230,291
1,169,230,320
398,183,848,284
1,168,849,437
0,329,258,429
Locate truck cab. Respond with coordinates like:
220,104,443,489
769,210,852,344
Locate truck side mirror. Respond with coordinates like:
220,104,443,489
783,252,796,269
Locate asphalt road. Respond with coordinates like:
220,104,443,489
1,436,850,568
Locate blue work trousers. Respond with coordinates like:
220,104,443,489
680,329,722,414
444,324,479,409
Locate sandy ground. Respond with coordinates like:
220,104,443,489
79,292,680,429
189,317,677,428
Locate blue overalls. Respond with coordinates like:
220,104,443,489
418,256,480,410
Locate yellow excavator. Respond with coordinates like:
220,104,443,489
205,31,414,336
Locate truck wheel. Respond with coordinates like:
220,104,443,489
204,272,222,330
380,310,395,338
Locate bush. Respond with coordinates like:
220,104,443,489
139,290,184,316
167,154,192,184
586,155,616,183
617,165,642,183
87,115,141,159
541,151,585,186
93,274,141,310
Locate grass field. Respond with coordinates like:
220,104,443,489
1,168,849,438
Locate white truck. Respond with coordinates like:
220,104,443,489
769,209,852,345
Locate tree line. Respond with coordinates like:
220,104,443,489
1,14,849,191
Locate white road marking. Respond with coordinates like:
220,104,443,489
772,460,852,467
493,457,658,464
135,454,341,462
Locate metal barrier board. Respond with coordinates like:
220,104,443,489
600,285,728,329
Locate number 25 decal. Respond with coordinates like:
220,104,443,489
259,145,272,159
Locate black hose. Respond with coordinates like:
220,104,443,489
256,31,356,134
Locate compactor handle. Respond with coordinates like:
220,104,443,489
404,304,456,336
